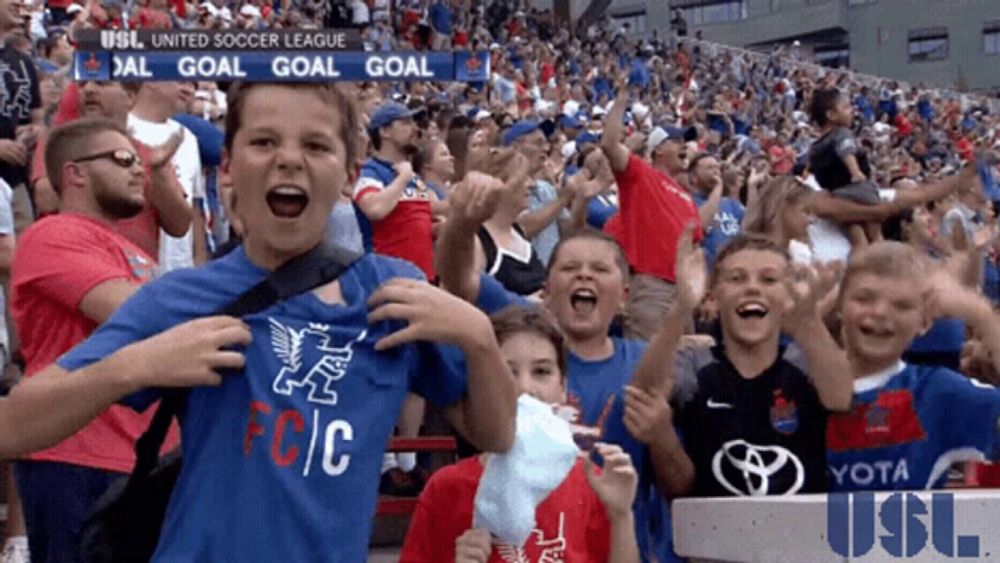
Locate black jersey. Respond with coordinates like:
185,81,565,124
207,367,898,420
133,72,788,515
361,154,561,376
807,127,872,191
477,224,546,296
673,344,830,497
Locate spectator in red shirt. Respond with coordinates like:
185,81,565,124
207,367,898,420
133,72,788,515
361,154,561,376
11,118,179,563
600,82,702,341
399,306,640,563
30,81,192,258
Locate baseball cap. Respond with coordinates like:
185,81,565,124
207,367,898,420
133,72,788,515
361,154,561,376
66,3,84,14
502,120,555,146
645,126,693,154
368,102,418,133
576,132,601,146
559,114,583,130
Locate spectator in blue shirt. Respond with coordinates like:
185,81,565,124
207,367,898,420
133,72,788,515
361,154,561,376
429,0,452,50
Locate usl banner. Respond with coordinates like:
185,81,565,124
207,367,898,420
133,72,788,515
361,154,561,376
73,51,490,82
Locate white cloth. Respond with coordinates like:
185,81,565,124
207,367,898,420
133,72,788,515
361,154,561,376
128,114,204,274
473,394,579,546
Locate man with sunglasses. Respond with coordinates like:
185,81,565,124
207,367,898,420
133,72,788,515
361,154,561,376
10,118,173,563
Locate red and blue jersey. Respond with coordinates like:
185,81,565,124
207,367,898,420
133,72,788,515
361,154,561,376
57,248,468,561
354,157,436,280
827,362,1000,491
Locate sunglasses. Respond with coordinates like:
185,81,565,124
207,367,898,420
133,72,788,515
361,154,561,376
73,149,142,168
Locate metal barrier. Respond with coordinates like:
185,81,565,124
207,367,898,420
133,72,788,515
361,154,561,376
375,435,457,516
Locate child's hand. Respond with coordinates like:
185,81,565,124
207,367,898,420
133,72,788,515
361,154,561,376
455,528,492,563
583,443,638,522
623,385,672,446
446,171,506,232
675,222,707,312
367,278,494,352
782,261,843,336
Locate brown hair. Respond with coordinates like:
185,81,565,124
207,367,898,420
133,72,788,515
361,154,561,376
411,139,444,177
490,305,568,381
45,118,130,194
742,176,812,238
445,125,472,183
842,241,928,294
547,228,629,279
711,233,788,285
224,83,359,172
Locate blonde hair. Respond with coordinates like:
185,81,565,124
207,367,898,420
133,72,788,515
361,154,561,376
842,241,928,293
742,176,811,239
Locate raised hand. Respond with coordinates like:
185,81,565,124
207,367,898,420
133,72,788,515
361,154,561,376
782,261,843,336
454,528,492,563
623,385,673,446
367,278,494,352
446,171,506,231
583,442,638,521
148,130,184,170
675,222,707,312
128,316,252,390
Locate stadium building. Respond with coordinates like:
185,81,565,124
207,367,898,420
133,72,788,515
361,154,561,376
554,0,1000,92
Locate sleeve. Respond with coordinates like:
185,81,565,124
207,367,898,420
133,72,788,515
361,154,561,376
353,165,386,201
0,181,13,236
14,223,134,312
935,369,1000,458
26,58,41,113
182,128,206,199
474,273,527,315
833,130,859,159
56,282,174,411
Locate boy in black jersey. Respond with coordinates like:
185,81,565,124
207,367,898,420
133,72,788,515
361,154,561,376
631,230,852,497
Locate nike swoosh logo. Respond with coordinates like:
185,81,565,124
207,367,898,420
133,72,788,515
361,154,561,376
707,398,734,409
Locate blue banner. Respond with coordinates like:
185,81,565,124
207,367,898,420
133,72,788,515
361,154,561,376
73,51,490,82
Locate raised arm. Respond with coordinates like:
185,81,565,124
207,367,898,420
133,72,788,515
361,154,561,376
783,261,853,412
356,162,417,222
697,175,724,230
145,132,194,238
601,80,631,174
435,172,505,303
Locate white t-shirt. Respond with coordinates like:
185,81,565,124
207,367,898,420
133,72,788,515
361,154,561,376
351,0,370,25
128,114,204,274
804,175,897,264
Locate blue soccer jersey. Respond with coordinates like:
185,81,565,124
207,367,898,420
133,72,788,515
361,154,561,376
58,248,468,562
827,362,1000,491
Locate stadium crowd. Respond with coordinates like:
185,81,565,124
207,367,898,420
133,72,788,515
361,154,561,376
0,0,997,561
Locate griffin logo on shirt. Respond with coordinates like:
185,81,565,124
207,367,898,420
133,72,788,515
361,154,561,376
826,389,927,452
270,318,367,406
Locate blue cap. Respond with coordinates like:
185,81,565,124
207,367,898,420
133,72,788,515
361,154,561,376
502,120,556,146
576,132,601,145
560,114,583,130
368,102,418,132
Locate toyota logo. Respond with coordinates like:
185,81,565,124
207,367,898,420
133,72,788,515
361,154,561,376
711,439,805,496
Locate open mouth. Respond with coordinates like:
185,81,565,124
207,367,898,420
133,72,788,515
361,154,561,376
570,288,598,315
859,324,894,339
736,302,769,319
266,185,309,219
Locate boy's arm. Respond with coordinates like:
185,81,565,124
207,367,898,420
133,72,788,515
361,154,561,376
842,153,866,182
368,279,517,452
0,316,250,457
927,269,1000,375
623,385,695,499
435,173,506,303
784,262,853,411
697,176,724,230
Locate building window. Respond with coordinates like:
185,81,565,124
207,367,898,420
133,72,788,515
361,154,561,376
848,0,876,5
815,46,850,68
986,21,1000,55
908,28,949,62
675,0,748,26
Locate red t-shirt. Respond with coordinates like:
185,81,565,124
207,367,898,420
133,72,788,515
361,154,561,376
11,214,180,473
53,81,79,126
400,457,611,562
607,155,702,283
30,135,179,259
354,158,436,280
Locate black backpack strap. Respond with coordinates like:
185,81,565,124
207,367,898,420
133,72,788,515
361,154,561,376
129,242,362,479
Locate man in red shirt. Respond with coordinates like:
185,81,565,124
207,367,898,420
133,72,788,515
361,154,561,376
30,80,191,260
354,102,436,280
11,118,180,563
600,82,702,341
